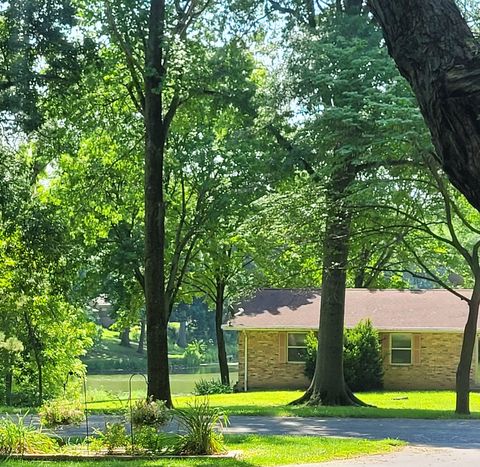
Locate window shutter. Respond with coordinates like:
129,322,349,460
380,333,390,362
278,333,287,363
413,334,421,365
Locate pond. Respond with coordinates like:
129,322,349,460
87,364,239,396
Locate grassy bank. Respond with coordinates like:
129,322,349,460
4,434,404,466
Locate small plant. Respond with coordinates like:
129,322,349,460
175,399,228,455
93,422,128,454
194,379,233,395
133,426,178,455
130,397,171,428
0,415,57,455
39,399,84,427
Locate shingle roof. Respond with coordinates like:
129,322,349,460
224,288,475,332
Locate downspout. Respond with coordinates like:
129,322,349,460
244,331,248,392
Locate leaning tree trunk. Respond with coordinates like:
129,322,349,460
5,358,12,406
144,0,172,407
176,321,187,348
367,0,480,213
119,327,131,347
456,282,480,414
137,317,146,354
294,166,366,406
215,280,230,386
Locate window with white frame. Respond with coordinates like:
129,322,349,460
287,333,308,362
391,334,412,365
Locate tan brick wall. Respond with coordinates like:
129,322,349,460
237,331,310,390
237,330,477,391
381,331,475,390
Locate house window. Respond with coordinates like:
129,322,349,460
391,334,412,365
287,333,308,362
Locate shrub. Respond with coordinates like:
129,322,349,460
344,320,384,391
304,319,384,391
130,397,171,428
92,422,128,454
194,379,233,395
39,399,84,427
0,415,57,455
175,399,228,455
133,426,178,455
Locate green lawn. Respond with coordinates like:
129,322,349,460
171,390,480,419
4,434,404,466
5,390,480,419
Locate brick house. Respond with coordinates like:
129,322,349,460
223,288,478,391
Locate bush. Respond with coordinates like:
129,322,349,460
175,399,228,455
130,397,171,428
39,399,84,427
305,319,383,391
92,422,128,454
194,379,233,395
0,415,57,455
344,320,384,391
133,426,178,455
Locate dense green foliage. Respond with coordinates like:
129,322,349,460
305,320,384,391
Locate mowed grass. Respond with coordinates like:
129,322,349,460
171,390,480,419
6,390,480,419
4,434,404,466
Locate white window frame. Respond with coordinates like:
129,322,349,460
287,332,308,363
390,333,412,366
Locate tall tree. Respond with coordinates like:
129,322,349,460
267,0,424,405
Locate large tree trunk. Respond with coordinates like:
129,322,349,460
456,282,480,414
367,0,480,212
294,167,365,406
144,0,172,407
215,280,230,386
